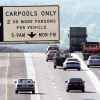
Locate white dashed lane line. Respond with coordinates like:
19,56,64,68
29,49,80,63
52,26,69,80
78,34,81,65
5,53,10,100
24,53,40,100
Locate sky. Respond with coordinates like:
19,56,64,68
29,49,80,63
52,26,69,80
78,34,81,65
0,0,100,48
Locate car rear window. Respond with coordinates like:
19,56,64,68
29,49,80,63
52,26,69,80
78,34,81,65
18,79,33,84
70,78,82,83
48,47,59,51
67,62,80,67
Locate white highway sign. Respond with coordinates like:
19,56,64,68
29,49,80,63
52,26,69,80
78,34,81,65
3,5,60,43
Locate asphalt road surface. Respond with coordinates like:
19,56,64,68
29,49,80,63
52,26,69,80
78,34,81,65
0,53,100,100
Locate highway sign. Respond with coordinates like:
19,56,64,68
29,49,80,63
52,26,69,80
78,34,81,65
2,5,60,43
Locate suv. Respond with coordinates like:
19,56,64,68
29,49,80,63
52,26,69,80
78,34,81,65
53,50,70,69
15,79,35,94
46,50,59,61
65,78,85,92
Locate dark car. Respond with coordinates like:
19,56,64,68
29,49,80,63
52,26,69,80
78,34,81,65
53,56,66,68
53,50,70,69
15,79,35,94
63,61,81,71
65,78,85,92
46,50,58,61
46,45,59,53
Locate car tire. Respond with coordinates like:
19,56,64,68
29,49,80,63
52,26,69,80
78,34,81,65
46,59,48,62
63,68,66,71
77,68,80,71
54,65,56,69
32,90,35,94
15,90,18,94
87,65,90,67
82,88,85,92
66,89,69,92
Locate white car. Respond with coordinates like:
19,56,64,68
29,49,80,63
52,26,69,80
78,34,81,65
63,57,80,67
87,55,100,67
63,58,80,70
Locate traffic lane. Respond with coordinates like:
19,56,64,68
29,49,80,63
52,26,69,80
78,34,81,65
32,53,100,100
76,53,100,81
7,53,31,100
48,62,100,100
0,53,9,100
32,53,70,100
24,53,41,100
71,53,100,99
84,60,100,81
89,67,100,81
52,65,100,100
0,67,6,100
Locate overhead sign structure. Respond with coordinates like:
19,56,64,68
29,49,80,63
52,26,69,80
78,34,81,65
0,5,60,43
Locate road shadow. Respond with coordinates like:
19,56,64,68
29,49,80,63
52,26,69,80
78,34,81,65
68,90,96,93
18,92,45,95
56,67,64,70
89,66,100,68
55,67,90,72
84,91,96,93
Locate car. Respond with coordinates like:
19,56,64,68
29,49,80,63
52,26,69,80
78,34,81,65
46,45,59,53
65,78,85,92
87,55,100,67
53,56,66,68
46,50,59,61
63,61,81,70
53,50,70,69
63,57,80,65
15,79,35,94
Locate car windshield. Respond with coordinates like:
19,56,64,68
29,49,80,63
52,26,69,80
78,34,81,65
70,78,82,83
18,79,33,84
49,51,57,54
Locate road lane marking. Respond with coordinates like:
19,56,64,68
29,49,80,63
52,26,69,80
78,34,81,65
57,97,63,100
51,82,56,85
5,53,10,100
72,53,100,95
54,86,57,89
24,53,40,100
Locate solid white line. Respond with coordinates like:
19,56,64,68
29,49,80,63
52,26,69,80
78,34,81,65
5,53,10,100
72,53,100,95
24,53,40,100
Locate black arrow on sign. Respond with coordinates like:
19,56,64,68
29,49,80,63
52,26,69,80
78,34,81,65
27,32,36,38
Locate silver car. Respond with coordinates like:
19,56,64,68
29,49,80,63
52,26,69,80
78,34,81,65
87,55,100,67
15,79,35,94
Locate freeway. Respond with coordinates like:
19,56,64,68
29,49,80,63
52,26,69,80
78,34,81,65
0,53,100,100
